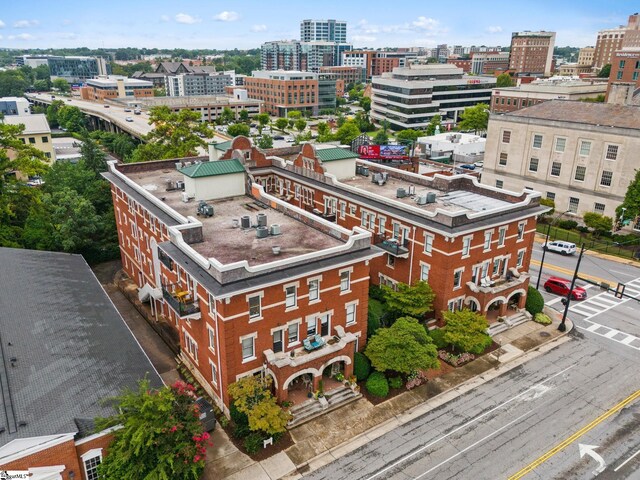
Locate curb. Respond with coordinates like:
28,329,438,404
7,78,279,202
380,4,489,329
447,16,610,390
284,319,574,479
534,232,639,266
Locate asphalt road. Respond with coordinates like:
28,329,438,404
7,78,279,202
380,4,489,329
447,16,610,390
303,250,640,479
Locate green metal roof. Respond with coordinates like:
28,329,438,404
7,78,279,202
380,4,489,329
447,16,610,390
179,159,245,178
211,140,232,151
315,147,360,163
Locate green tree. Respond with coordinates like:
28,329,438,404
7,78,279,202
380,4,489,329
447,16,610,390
425,114,442,136
540,197,555,216
227,123,250,137
525,286,545,316
46,100,65,128
457,104,490,134
52,78,70,93
617,169,640,222
96,380,208,480
381,280,435,321
275,118,289,131
129,106,208,162
317,121,330,136
496,73,514,87
597,64,611,78
33,79,50,91
239,109,250,122
255,113,270,129
373,130,389,145
294,118,307,133
0,70,29,97
359,96,371,112
257,134,273,149
583,212,613,237
441,309,492,354
219,107,235,124
335,120,361,145
80,134,107,175
287,110,302,120
227,375,291,435
395,129,423,143
57,105,86,133
364,316,439,374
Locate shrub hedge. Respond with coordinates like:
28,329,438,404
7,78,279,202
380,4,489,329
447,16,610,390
428,328,449,349
534,313,552,325
354,352,371,381
388,376,403,389
525,286,545,316
366,371,389,398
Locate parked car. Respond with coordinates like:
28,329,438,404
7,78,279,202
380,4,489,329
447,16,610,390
543,241,577,255
104,104,110,108
134,108,142,115
125,116,133,122
460,164,476,170
273,135,285,140
124,108,132,112
474,161,484,168
544,276,587,300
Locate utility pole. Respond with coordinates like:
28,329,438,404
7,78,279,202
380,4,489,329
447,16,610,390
559,243,585,332
536,223,551,290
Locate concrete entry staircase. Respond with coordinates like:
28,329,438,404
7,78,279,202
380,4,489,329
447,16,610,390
287,386,361,428
487,310,531,336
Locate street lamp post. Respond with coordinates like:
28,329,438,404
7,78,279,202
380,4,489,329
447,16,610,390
536,210,570,290
559,243,586,332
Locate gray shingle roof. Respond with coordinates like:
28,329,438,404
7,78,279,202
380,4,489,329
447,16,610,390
0,248,163,447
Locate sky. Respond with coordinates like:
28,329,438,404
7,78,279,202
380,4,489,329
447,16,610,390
0,1,637,51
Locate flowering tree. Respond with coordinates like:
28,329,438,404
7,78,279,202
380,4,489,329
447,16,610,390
96,379,210,480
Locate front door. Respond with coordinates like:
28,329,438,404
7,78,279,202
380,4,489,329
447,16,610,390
320,314,330,337
273,330,283,353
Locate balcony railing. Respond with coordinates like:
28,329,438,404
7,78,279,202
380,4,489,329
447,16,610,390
375,235,410,258
162,286,200,317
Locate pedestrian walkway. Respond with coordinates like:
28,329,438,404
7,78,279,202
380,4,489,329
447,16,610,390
568,276,640,319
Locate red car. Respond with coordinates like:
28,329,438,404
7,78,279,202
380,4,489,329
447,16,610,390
543,276,587,300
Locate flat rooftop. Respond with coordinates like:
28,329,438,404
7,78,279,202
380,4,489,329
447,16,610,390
340,173,511,214
127,169,343,265
132,96,262,108
3,114,50,134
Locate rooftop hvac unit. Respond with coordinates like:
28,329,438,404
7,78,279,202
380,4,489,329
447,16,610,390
371,173,379,183
416,195,428,205
381,172,388,182
256,226,269,238
269,224,281,236
176,180,185,191
181,192,194,203
396,188,407,198
408,185,416,196
241,215,251,229
196,201,214,217
361,166,369,177
175,162,182,170
257,213,267,227
426,192,437,203
356,165,363,175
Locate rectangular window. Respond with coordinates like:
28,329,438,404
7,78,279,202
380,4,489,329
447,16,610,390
285,285,297,308
499,152,508,166
273,329,283,353
493,258,500,275
517,222,525,240
387,254,395,267
339,201,346,218
498,227,507,247
210,361,218,385
619,59,626,69
306,317,317,337
340,271,350,292
241,336,254,360
574,165,586,181
555,137,566,153
308,279,319,302
532,134,543,149
594,203,606,214
184,331,198,361
579,141,591,156
462,236,471,257
568,197,579,214
496,180,504,189
550,162,561,177
420,263,430,282
453,269,463,289
424,234,434,254
605,145,618,160
528,157,538,172
84,456,102,480
600,170,613,187
288,322,299,344
378,216,386,234
41,136,49,143
208,326,215,351
248,295,261,318
28,137,36,144
517,250,525,267
346,303,356,325
546,192,555,201
483,231,493,251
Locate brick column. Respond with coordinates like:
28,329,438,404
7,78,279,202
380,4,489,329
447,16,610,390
498,301,508,317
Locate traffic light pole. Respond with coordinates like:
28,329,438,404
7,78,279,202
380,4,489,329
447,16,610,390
536,223,551,290
559,243,586,332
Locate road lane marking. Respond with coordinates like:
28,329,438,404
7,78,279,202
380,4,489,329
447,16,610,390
508,389,640,479
364,365,576,480
577,322,640,351
530,260,610,285
414,412,533,479
610,269,638,278
614,448,640,472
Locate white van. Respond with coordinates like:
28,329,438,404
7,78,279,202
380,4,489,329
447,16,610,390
543,241,576,255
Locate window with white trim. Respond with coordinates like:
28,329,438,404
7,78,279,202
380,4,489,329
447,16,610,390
550,162,561,177
448,297,464,312
273,329,284,353
532,134,543,149
387,254,395,267
241,335,255,361
207,325,215,352
495,180,504,189
483,231,493,251
498,227,507,247
574,165,586,181
82,450,102,480
517,222,525,241
340,270,350,292
285,285,297,308
594,203,605,214
339,201,346,219
420,263,430,282
579,140,591,156
517,249,525,267
184,330,198,362
492,258,501,275
481,261,489,279
346,303,357,325
528,157,539,172
605,144,618,160
453,269,463,289
306,317,317,337
600,170,613,187
378,215,386,234
248,295,261,319
568,197,579,214
462,236,471,257
554,137,566,153
424,234,434,254
288,322,299,344
502,130,511,143
210,361,218,385
499,152,508,166
308,279,319,302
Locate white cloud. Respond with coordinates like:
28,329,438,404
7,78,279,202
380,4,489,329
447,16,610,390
486,25,503,34
175,13,201,25
56,32,78,39
213,11,240,22
352,35,376,43
8,33,35,40
412,16,440,33
0,20,5,28
13,19,39,28
0,35,3,40
251,24,267,32
160,15,170,22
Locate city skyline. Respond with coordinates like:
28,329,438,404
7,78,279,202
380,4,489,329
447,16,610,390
0,1,637,51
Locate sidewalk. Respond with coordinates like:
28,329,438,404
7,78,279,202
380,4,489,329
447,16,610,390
207,310,573,480
534,232,640,266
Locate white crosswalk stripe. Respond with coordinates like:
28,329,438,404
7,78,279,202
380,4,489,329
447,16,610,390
577,320,640,351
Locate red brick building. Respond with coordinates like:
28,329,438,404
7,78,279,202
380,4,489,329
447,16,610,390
103,141,378,419
447,58,472,72
244,71,319,116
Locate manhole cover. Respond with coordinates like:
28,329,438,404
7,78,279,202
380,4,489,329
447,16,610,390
539,331,551,338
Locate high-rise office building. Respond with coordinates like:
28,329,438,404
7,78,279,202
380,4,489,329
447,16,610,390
47,56,110,83
300,19,347,43
508,31,556,77
260,40,351,72
593,27,626,70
